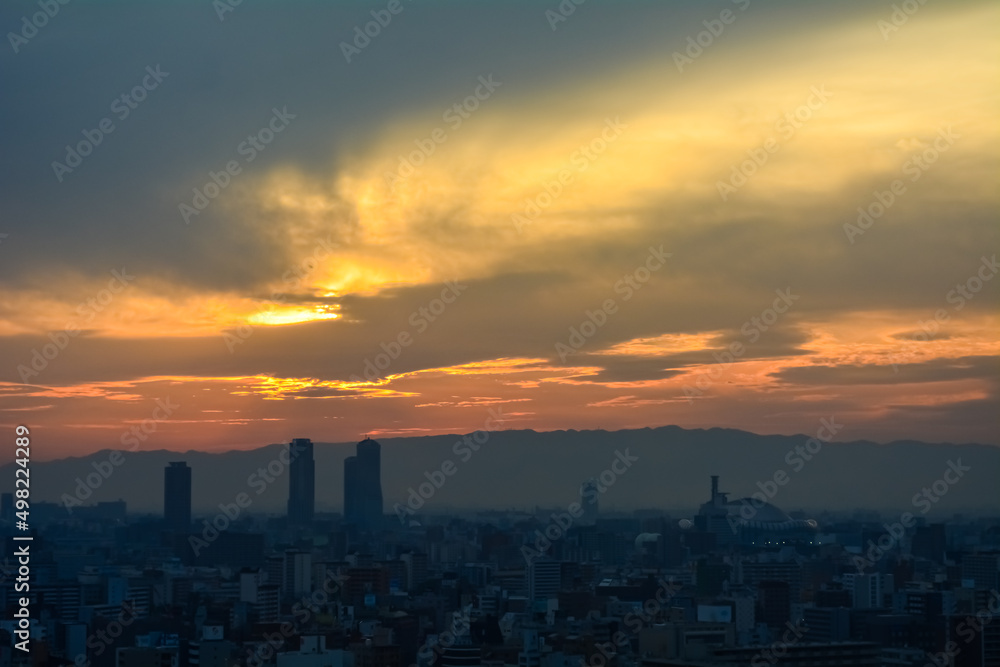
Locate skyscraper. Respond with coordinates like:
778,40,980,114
164,462,191,532
356,437,383,527
287,438,315,525
579,478,599,526
344,436,383,531
343,454,358,523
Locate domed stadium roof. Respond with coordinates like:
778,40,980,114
725,498,817,531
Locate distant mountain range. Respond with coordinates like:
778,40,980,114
9,425,999,517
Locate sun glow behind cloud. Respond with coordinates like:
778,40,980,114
3,3,995,339
1,1,997,455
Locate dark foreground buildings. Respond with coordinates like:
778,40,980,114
11,451,1000,667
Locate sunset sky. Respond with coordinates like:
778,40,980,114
1,0,997,459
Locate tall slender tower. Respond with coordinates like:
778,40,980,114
344,436,383,531
579,478,599,526
356,436,383,529
287,438,315,525
164,462,191,532
343,455,358,524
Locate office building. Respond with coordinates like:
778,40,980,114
164,462,191,533
579,479,599,526
527,559,561,601
344,436,383,531
287,438,315,525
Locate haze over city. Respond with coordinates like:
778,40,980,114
2,2,1000,666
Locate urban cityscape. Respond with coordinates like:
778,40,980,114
1,433,998,666
2,1,998,666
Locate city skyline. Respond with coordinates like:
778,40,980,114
11,451,1000,666
2,1,998,664
19,424,997,517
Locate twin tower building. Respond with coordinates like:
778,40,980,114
287,436,384,530
163,436,383,531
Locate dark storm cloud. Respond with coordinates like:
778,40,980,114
0,0,723,289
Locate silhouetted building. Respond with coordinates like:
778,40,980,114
283,549,312,597
401,552,428,591
287,438,315,525
439,637,481,667
344,436,383,531
844,572,893,609
579,478,599,526
712,641,880,665
912,523,947,562
694,474,817,547
697,475,734,545
741,559,803,603
962,553,1000,591
527,559,561,601
187,531,265,568
344,455,358,524
164,462,191,532
756,580,791,629
803,606,851,642
696,559,732,597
